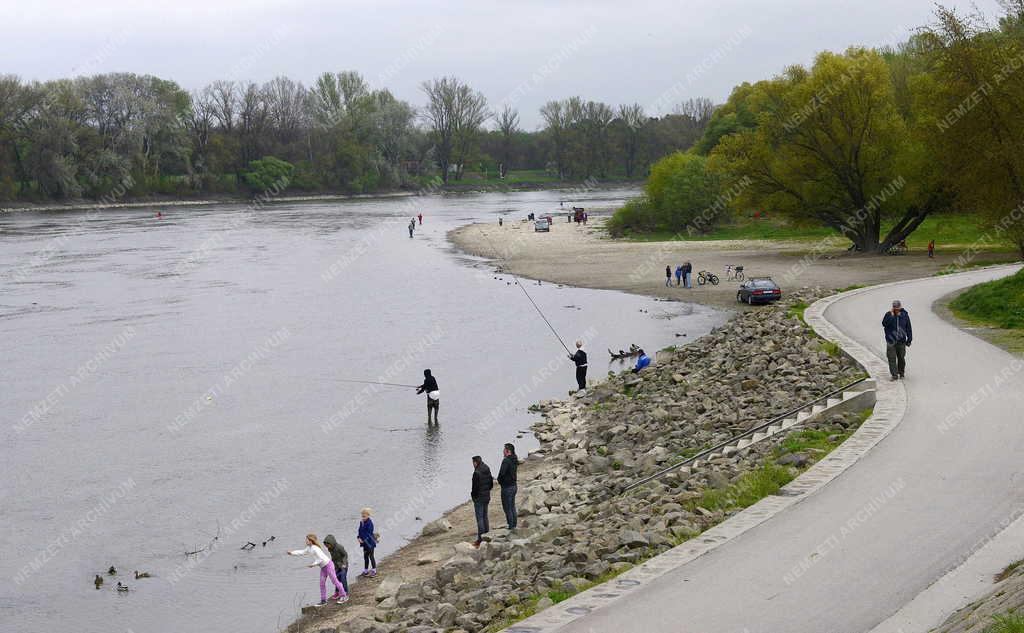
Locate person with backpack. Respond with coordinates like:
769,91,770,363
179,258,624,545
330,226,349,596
882,300,913,380
356,508,378,577
470,456,494,547
497,444,519,532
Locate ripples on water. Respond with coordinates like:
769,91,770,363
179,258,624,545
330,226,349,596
0,189,728,633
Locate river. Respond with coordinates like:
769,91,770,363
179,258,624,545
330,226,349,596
0,187,727,633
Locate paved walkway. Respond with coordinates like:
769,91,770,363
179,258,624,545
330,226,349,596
543,265,1024,633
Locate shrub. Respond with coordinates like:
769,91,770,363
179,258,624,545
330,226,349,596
243,156,294,192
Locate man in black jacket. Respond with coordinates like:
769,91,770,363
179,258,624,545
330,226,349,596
569,340,587,391
416,369,440,423
470,456,493,547
882,300,913,380
497,443,518,531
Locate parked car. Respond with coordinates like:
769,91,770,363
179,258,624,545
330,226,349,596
737,277,782,304
534,218,550,232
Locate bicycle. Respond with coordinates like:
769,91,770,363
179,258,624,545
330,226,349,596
725,265,745,281
697,270,720,285
885,241,908,256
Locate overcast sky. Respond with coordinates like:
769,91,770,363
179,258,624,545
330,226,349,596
0,0,1005,128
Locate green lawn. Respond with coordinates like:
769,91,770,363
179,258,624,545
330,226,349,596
618,213,1009,251
951,269,1024,330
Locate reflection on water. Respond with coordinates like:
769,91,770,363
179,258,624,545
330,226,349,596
0,188,728,633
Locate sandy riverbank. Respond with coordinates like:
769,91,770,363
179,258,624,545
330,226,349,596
450,218,1018,310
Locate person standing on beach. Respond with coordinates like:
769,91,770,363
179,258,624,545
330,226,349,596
882,300,913,380
322,534,350,595
499,217,503,227
357,508,378,577
665,265,672,287
416,369,440,423
418,213,423,225
408,220,414,238
287,533,348,606
497,443,519,531
569,340,588,391
674,265,683,286
471,456,494,547
683,261,693,288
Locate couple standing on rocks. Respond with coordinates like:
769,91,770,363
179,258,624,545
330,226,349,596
470,443,519,547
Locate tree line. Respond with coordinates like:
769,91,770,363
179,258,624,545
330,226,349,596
0,69,714,202
611,2,1024,256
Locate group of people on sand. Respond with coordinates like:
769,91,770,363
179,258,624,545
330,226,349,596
287,509,379,607
668,263,693,288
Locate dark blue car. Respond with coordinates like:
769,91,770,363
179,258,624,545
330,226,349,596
737,277,782,305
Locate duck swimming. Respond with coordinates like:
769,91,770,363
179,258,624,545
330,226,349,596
94,575,103,589
116,582,129,592
134,571,151,579
107,566,116,575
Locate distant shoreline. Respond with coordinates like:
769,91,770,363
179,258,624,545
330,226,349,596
0,179,643,214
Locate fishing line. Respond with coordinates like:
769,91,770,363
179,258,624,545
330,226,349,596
477,226,571,354
334,379,420,388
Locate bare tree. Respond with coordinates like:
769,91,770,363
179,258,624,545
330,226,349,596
420,77,488,182
617,103,645,177
495,104,519,177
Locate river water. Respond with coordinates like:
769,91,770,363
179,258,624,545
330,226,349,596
0,187,727,633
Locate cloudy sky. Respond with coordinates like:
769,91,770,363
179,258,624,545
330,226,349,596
1,0,1005,128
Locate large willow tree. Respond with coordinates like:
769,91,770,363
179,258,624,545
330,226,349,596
710,48,949,252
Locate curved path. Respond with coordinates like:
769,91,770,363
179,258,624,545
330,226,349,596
523,264,1024,633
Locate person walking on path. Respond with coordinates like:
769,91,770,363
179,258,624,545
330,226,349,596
416,369,440,424
665,265,672,287
928,240,935,258
882,300,913,380
683,261,693,288
674,265,683,286
322,534,349,595
357,508,378,577
497,443,519,531
288,533,348,606
408,220,414,238
418,213,422,225
569,340,588,391
471,456,494,547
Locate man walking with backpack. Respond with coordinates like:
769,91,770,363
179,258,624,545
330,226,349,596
882,300,913,380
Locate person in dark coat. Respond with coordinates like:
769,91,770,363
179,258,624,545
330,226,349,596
356,508,378,576
322,533,349,594
569,339,588,391
882,300,913,380
416,369,440,423
497,443,518,531
665,265,672,287
470,456,494,547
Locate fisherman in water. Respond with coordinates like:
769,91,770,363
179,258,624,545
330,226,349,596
416,369,440,423
568,339,587,392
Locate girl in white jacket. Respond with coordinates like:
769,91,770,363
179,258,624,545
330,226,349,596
288,533,347,606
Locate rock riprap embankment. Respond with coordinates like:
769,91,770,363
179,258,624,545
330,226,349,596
337,293,866,633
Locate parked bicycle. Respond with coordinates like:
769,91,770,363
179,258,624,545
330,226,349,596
885,240,908,256
697,270,720,285
725,264,745,281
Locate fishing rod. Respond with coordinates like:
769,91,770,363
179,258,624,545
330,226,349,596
334,379,420,388
477,226,572,354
